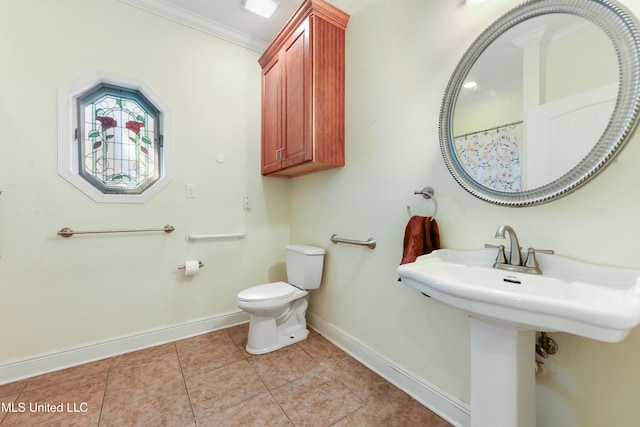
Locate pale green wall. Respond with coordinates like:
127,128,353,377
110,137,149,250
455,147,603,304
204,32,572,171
3,0,640,426
292,1,640,426
546,24,618,102
0,0,290,360
454,86,522,136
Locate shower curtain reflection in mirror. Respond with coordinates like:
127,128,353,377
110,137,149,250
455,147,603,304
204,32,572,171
454,122,523,192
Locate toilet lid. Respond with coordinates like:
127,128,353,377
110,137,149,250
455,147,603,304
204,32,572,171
237,281,299,302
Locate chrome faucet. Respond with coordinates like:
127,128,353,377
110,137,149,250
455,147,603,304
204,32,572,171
495,225,522,266
485,225,554,274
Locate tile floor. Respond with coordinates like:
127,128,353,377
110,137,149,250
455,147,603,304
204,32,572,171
0,324,452,426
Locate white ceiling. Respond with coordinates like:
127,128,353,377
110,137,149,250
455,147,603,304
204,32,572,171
120,0,348,53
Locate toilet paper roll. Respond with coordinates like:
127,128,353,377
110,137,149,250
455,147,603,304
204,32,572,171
184,260,200,276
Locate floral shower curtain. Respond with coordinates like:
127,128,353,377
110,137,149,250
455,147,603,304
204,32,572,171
454,123,523,192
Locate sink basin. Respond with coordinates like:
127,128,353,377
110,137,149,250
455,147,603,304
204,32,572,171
397,248,640,342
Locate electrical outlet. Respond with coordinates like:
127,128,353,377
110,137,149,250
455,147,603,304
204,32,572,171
186,184,197,198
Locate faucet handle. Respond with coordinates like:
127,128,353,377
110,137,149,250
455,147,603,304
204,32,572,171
524,248,554,268
485,243,507,264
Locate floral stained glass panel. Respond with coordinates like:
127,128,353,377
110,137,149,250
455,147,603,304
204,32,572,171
78,85,160,194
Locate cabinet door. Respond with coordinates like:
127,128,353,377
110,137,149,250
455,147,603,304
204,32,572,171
261,54,282,175
281,18,312,169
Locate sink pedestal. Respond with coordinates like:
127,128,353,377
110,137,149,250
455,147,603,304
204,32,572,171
470,316,536,427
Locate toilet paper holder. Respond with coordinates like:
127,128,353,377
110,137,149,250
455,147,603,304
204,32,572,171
178,261,204,270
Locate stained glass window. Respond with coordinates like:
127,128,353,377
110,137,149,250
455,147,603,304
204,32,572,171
77,84,162,194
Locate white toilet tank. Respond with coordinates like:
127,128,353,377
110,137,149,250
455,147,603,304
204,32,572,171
286,244,325,290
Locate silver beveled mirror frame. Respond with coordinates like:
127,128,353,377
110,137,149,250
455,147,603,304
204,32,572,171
440,0,640,206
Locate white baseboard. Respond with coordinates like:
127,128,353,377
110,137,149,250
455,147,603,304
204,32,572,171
0,310,249,385
307,313,471,427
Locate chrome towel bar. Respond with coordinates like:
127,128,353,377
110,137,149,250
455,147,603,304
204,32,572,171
185,231,245,242
330,234,376,249
57,225,175,238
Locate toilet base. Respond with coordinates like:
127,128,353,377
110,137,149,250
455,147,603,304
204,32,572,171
245,298,309,355
246,325,309,355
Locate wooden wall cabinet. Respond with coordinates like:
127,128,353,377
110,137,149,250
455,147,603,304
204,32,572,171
259,0,349,177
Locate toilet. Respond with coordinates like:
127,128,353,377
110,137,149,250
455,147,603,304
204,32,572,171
237,244,325,355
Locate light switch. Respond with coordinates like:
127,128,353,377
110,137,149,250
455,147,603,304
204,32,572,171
186,184,197,198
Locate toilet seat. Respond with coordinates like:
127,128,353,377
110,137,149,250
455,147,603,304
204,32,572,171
237,281,303,303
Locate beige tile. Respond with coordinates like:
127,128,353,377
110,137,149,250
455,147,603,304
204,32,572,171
176,331,245,378
2,370,107,427
0,380,27,400
109,342,177,368
24,359,110,392
104,348,183,404
186,359,268,422
298,334,350,361
302,358,345,384
0,326,449,427
307,326,320,338
249,345,318,390
225,323,249,347
331,405,388,427
101,343,190,426
0,394,19,425
197,391,292,427
99,381,195,427
5,412,100,427
366,388,452,427
333,357,397,403
271,374,364,426
297,335,398,403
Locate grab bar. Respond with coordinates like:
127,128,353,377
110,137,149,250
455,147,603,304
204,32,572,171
57,225,175,238
330,234,376,249
185,231,245,242
407,186,438,220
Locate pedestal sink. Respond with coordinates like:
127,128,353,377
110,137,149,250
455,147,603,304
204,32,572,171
397,249,640,427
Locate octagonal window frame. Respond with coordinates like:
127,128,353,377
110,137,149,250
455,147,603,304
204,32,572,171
58,70,172,203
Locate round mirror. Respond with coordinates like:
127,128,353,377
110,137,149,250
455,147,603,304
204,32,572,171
440,0,640,206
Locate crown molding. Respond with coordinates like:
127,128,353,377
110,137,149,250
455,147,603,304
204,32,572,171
120,0,270,53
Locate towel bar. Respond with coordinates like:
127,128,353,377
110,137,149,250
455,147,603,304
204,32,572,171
185,232,245,242
407,187,438,220
330,234,376,249
57,225,175,238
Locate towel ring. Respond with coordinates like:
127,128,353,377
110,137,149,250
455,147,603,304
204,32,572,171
407,187,438,220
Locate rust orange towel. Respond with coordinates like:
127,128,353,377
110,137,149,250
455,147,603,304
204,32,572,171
400,216,440,265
